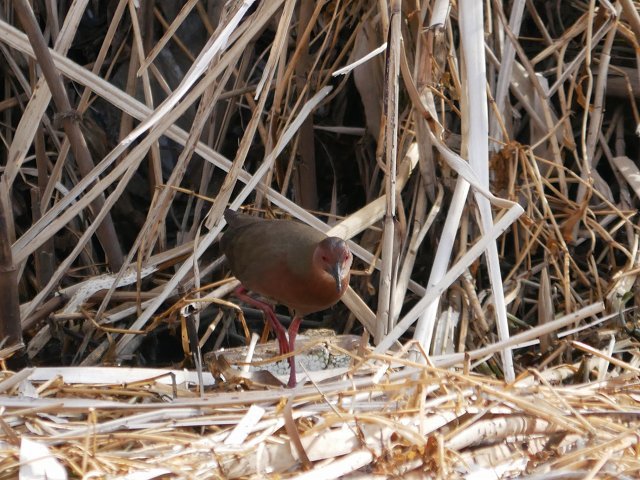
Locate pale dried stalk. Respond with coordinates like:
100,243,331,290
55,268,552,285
378,203,524,354
375,0,401,342
137,0,200,76
40,0,129,211
490,0,526,147
460,0,515,380
127,0,165,247
3,0,89,189
13,0,124,270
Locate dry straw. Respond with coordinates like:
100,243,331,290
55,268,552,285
1,0,639,477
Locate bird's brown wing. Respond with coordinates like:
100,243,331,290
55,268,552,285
221,212,339,313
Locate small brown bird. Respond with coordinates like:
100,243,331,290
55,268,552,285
221,209,352,387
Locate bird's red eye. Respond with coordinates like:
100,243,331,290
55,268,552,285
322,255,328,262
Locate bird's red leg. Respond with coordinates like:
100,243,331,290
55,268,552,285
233,286,289,356
287,316,303,388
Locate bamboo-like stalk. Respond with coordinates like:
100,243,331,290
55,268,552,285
127,0,166,250
292,0,319,211
375,0,401,343
490,0,525,147
460,0,515,380
12,0,124,271
379,202,524,354
0,199,21,352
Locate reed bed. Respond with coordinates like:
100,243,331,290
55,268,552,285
1,0,639,477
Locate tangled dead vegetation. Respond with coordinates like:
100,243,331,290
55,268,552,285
1,0,640,477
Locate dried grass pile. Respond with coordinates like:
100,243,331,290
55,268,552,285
1,0,640,477
2,353,640,478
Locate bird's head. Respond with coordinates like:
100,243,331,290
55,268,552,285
314,237,353,293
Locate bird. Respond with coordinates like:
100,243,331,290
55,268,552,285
220,208,352,387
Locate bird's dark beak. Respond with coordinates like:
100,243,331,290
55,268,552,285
330,262,343,293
